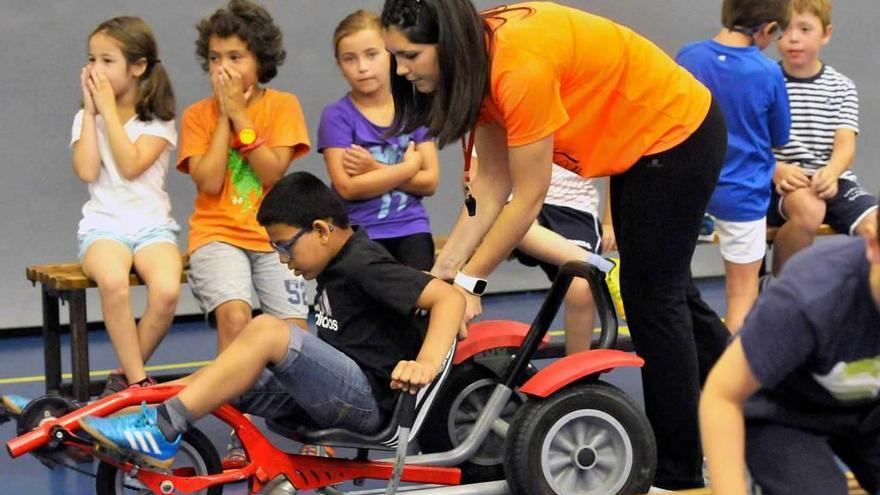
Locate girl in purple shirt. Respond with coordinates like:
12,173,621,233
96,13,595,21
318,10,439,269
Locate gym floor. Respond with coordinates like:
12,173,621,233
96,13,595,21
0,279,728,494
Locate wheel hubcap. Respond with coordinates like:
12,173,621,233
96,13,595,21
540,409,633,494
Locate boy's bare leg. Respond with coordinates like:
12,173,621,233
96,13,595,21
854,210,878,240
177,315,291,419
214,300,253,353
772,189,826,275
723,259,763,333
133,243,182,363
564,279,597,355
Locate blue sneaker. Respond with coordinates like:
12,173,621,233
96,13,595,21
79,402,180,469
1,394,31,416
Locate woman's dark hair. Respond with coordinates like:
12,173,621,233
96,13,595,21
381,0,489,148
257,172,350,229
195,0,286,84
722,0,792,32
91,17,175,121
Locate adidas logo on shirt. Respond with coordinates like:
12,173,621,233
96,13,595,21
316,311,338,331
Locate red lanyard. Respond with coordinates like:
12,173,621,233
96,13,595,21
460,128,478,216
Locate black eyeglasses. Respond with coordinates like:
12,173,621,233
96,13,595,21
269,228,308,258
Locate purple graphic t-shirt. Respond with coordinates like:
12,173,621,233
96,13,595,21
318,96,432,239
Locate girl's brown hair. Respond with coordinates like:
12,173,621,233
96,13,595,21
333,10,383,59
91,16,175,121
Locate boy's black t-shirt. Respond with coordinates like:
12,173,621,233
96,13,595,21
740,237,880,431
314,228,433,414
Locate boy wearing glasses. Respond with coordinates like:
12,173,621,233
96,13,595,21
675,0,792,333
78,172,465,468
768,0,878,277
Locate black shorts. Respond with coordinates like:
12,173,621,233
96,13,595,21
512,204,602,281
768,178,878,235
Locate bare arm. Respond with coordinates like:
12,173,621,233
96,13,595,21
459,134,552,279
72,113,101,183
601,180,617,252
102,116,170,181
391,278,465,393
186,116,232,195
324,143,421,201
811,129,857,199
229,111,293,188
700,338,761,495
432,122,513,280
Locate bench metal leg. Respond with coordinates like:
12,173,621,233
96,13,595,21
41,286,62,395
68,289,90,402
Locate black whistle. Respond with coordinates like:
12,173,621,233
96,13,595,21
465,194,477,216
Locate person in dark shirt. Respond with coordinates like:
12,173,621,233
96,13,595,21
700,211,880,494
76,171,464,469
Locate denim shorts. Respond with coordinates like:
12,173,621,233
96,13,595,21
77,224,179,261
187,241,308,319
232,325,383,433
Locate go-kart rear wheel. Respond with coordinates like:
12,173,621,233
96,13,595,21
95,428,223,495
17,395,81,465
418,361,528,483
504,382,656,495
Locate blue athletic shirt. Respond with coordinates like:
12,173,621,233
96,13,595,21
676,40,791,222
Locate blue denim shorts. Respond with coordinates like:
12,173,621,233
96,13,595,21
78,224,179,261
232,325,383,433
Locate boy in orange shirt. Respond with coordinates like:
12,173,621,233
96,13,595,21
178,0,310,356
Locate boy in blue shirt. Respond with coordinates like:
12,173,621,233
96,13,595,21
676,0,791,332
700,209,880,494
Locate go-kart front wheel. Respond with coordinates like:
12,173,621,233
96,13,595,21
504,382,656,495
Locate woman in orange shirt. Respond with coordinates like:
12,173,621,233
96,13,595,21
381,1,729,490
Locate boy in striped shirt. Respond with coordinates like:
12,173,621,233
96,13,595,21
769,0,878,275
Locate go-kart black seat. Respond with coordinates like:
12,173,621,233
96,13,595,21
266,344,455,451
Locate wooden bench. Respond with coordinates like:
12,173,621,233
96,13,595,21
26,237,449,403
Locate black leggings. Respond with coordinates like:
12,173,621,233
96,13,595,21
374,233,435,271
610,99,731,490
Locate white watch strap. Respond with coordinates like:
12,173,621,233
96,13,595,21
454,271,487,294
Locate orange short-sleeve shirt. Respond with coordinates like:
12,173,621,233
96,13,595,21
480,2,711,177
177,88,310,254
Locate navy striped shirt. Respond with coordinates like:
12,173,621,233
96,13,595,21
774,64,859,180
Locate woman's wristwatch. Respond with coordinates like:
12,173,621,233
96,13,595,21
454,271,488,296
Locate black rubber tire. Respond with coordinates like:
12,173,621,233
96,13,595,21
504,382,656,495
419,361,528,483
95,428,223,495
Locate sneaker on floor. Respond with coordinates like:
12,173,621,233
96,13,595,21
604,257,627,320
698,213,716,243
100,371,129,398
1,394,31,416
647,486,676,494
79,402,180,470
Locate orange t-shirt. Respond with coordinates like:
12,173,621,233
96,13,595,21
480,2,711,177
177,88,310,254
